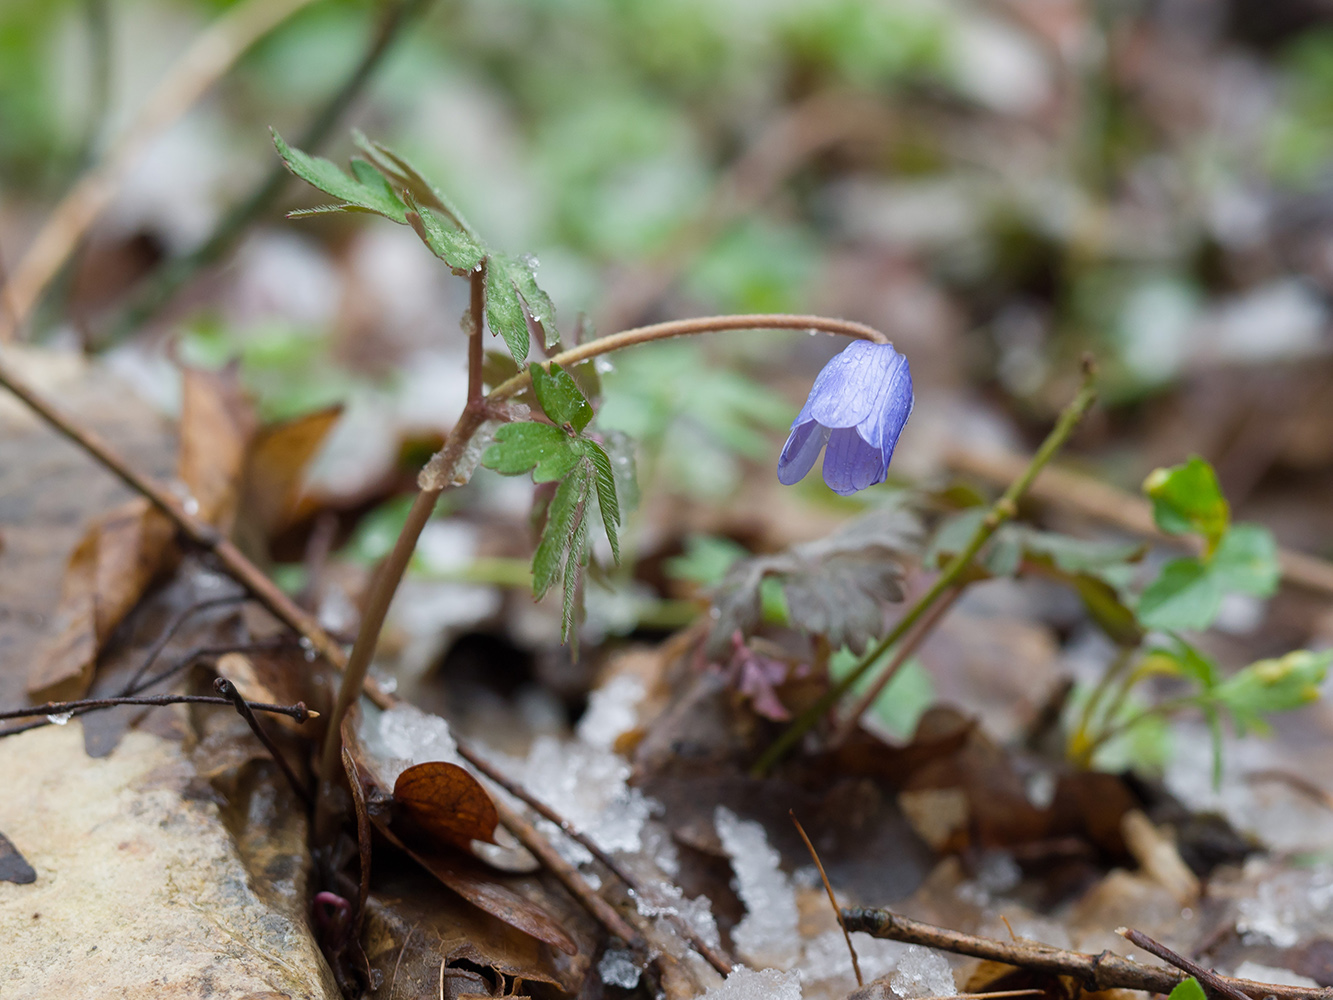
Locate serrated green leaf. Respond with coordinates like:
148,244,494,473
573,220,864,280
484,258,531,363
352,131,477,238
1137,556,1222,631
485,254,559,363
405,197,486,274
562,489,592,647
272,129,406,222
1213,649,1330,734
533,462,591,598
581,440,621,562
1211,523,1280,597
1143,455,1229,545
481,422,579,482
1168,977,1206,1000
531,363,594,432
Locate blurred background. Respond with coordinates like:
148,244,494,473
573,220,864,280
6,0,1333,724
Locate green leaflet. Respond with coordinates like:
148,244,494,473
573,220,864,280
531,363,594,432
1143,455,1229,546
405,195,486,274
485,254,558,364
482,422,580,483
272,130,406,221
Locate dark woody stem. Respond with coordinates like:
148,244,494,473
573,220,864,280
752,357,1100,777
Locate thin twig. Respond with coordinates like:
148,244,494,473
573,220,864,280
0,693,317,724
830,584,965,747
96,0,435,346
120,592,248,694
944,444,1333,599
457,742,734,976
842,907,1329,1000
0,354,360,681
756,357,1100,775
214,678,313,807
1117,927,1250,1000
489,794,643,947
791,811,861,987
0,0,319,343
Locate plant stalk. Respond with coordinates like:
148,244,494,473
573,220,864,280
753,358,1100,776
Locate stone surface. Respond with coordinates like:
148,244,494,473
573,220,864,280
0,724,337,999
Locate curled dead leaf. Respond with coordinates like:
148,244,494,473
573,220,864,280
393,761,500,851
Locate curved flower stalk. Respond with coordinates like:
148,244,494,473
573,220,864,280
777,341,914,496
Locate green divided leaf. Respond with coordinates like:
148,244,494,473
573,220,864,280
405,195,486,274
1213,649,1330,735
272,130,406,221
581,440,621,563
352,132,477,238
1211,523,1280,597
533,463,590,600
1136,522,1278,632
1143,455,1229,546
485,255,559,364
481,422,579,482
1137,556,1222,631
531,363,594,432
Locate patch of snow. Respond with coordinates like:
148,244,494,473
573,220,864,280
577,675,646,750
714,807,801,970
598,948,643,989
700,965,802,1000
890,945,956,998
522,735,654,856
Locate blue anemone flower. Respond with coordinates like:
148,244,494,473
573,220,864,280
777,340,914,496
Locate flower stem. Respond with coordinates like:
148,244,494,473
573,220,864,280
829,582,965,747
752,357,1100,776
313,310,893,833
489,313,889,401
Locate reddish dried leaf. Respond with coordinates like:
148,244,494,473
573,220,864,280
241,404,342,539
393,761,500,850
402,845,579,956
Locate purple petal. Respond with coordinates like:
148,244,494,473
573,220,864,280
821,426,886,496
806,342,906,430
856,350,914,457
777,420,829,485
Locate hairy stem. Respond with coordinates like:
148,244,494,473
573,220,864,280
489,313,889,401
754,358,1100,776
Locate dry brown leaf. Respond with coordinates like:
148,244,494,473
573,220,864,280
240,404,342,539
399,845,580,957
26,527,99,701
394,760,501,850
26,497,177,702
91,497,176,640
178,364,257,531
